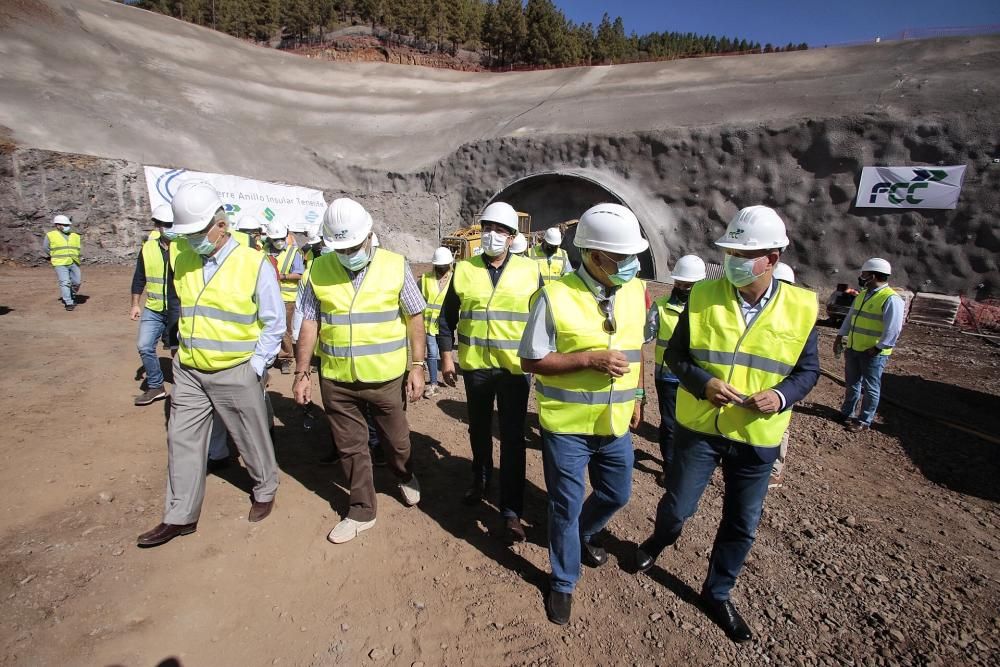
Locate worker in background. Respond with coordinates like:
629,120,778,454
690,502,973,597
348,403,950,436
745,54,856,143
44,214,82,311
233,216,264,250
520,203,648,626
645,254,706,483
769,261,797,489
529,226,572,283
421,246,454,398
130,205,180,406
437,202,542,543
510,233,528,255
137,182,282,548
835,258,903,433
264,221,305,374
293,198,426,544
302,229,324,265
634,206,819,643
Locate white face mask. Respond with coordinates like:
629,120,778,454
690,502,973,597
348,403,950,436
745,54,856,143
481,231,509,257
60,225,72,234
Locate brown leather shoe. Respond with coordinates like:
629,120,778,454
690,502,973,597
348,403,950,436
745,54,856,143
136,522,197,548
249,498,274,522
505,516,526,543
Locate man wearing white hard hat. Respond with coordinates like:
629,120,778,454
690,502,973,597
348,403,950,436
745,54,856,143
293,197,426,544
529,226,572,282
233,216,264,251
420,247,454,398
634,205,819,643
137,182,283,548
520,203,648,625
644,254,706,482
43,214,82,311
835,258,903,433
436,201,542,543
264,220,305,374
302,229,324,266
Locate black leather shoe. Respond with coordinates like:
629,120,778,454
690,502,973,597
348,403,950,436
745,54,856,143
581,539,608,568
546,591,572,625
136,522,197,548
634,538,661,573
702,596,753,643
463,480,487,506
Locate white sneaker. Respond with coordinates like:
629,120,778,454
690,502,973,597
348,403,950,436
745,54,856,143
399,475,421,506
423,384,439,399
327,517,376,544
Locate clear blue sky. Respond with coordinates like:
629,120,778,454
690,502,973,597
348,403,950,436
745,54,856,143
557,0,1000,47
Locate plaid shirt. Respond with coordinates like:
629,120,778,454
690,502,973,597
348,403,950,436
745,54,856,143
296,254,426,322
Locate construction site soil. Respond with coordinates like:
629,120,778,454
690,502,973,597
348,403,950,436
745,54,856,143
1,267,998,666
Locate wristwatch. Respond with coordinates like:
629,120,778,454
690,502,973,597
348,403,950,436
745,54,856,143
411,361,427,369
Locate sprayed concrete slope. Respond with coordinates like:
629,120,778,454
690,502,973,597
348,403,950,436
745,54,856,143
1,0,999,290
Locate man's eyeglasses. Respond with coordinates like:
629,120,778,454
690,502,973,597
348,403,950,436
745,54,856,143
598,298,616,334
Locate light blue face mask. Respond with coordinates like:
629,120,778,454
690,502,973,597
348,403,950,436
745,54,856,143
161,229,179,241
186,230,217,255
60,225,72,234
337,246,370,271
723,254,767,288
604,253,640,285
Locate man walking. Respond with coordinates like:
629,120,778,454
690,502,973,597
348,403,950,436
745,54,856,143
520,203,648,625
634,206,819,642
529,227,572,283
420,246,454,398
137,182,283,548
293,198,425,544
437,202,542,542
44,214,82,311
835,258,903,433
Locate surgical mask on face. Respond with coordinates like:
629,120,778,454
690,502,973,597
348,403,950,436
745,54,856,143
607,254,640,285
271,239,287,251
187,228,218,256
723,254,768,288
60,225,72,234
337,246,370,272
161,229,179,241
481,231,509,257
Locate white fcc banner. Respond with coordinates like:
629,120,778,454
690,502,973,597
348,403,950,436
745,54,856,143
855,165,967,209
143,166,327,232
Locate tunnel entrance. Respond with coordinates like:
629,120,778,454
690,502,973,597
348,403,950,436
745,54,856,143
485,172,657,279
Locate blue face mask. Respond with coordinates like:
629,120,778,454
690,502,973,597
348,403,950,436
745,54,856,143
161,229,179,241
60,225,72,234
187,230,217,255
337,246,370,271
606,253,640,285
723,254,767,288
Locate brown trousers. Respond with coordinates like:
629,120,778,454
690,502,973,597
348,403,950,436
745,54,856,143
278,301,295,360
320,374,413,521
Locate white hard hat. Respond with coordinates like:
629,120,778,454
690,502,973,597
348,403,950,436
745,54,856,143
573,203,649,255
670,254,706,282
715,206,789,250
480,202,519,232
151,204,174,225
773,262,796,284
265,221,288,240
510,233,528,254
170,181,223,234
323,198,373,250
306,229,322,244
370,232,380,248
861,257,892,275
431,246,454,265
236,216,263,231
543,227,562,245
53,214,71,226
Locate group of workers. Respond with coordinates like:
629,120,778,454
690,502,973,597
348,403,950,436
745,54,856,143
44,184,904,641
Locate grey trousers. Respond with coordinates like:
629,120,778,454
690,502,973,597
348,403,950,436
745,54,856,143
164,359,279,524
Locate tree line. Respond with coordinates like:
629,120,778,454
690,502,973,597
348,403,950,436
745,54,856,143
131,0,807,67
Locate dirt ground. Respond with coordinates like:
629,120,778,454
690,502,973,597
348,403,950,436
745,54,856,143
1,266,998,667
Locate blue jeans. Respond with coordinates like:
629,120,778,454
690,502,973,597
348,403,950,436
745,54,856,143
648,427,773,600
136,307,172,389
655,378,679,471
53,264,81,305
425,334,440,385
841,349,889,426
542,430,634,594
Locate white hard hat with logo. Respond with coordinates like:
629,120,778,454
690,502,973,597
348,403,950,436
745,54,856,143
171,181,224,234
265,221,288,240
151,204,174,225
237,216,263,231
670,254,706,282
860,257,892,275
53,214,71,226
543,227,562,245
715,206,789,250
510,233,528,254
432,246,454,265
323,198,373,250
573,203,649,255
773,262,796,284
480,202,519,233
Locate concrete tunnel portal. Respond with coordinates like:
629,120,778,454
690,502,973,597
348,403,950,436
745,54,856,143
485,172,660,279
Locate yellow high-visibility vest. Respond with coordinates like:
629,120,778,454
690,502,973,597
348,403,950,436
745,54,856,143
272,245,301,303
174,245,265,371
232,230,263,251
140,238,168,312
676,278,816,447
529,245,569,283
420,270,452,336
534,272,646,437
310,248,408,383
452,254,539,375
653,296,685,369
46,230,81,266
846,287,897,356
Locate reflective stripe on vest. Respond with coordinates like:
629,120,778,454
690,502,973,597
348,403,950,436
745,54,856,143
534,272,646,437
653,297,684,368
46,230,81,266
529,245,569,283
846,287,896,356
274,245,300,302
676,278,817,447
452,254,540,375
420,271,451,336
310,248,408,383
141,239,168,312
174,245,264,371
